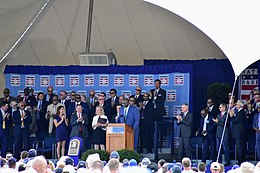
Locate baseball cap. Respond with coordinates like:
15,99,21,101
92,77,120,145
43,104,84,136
171,166,182,173
128,159,137,166
65,158,74,165
110,151,120,159
77,161,86,169
167,163,175,171
141,157,151,168
8,157,17,167
239,162,255,173
28,149,37,158
211,162,221,170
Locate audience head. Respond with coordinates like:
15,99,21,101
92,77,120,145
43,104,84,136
147,162,158,173
18,163,26,172
59,90,67,100
0,101,8,111
128,159,137,167
65,157,74,166
207,98,214,107
110,151,120,160
96,106,105,116
86,153,101,169
219,103,227,112
143,93,150,101
28,149,37,158
171,166,182,173
76,94,81,102
56,105,65,116
191,166,198,172
19,101,26,110
3,88,10,97
47,86,53,95
110,89,117,97
198,162,206,172
98,95,105,105
99,92,106,99
118,95,125,104
219,163,224,173
108,159,119,173
238,162,255,173
21,150,29,160
70,91,77,100
182,157,191,169
91,160,104,172
200,108,208,118
32,156,48,173
141,157,151,168
10,100,18,109
158,159,166,168
154,79,161,89
52,95,59,105
210,162,221,173
37,92,44,101
76,104,83,113
122,98,129,108
129,96,135,106
135,86,142,94
89,90,96,97
122,159,129,167
181,103,189,113
8,157,17,169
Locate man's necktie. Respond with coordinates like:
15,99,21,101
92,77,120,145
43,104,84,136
2,112,6,129
21,111,25,128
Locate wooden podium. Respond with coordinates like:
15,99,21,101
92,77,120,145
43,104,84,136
106,123,134,153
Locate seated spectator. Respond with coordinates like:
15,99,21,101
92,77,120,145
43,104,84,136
210,162,221,173
128,159,137,167
182,157,195,173
171,166,182,173
32,156,48,173
140,157,151,169
197,162,206,173
108,159,120,173
147,162,158,173
0,157,18,173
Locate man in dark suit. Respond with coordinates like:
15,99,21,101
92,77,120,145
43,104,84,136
0,101,11,157
106,89,119,122
13,101,32,159
253,103,260,160
68,94,89,121
35,92,48,138
131,86,143,108
213,103,230,165
0,88,16,105
117,98,140,151
207,98,219,119
44,86,54,106
70,104,89,151
86,90,98,130
176,103,193,160
59,90,70,110
229,100,246,165
196,108,216,163
149,79,166,122
139,93,154,153
23,87,37,109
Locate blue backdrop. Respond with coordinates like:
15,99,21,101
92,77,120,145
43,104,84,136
4,64,192,119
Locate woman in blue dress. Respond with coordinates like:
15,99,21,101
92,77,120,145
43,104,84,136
53,105,69,159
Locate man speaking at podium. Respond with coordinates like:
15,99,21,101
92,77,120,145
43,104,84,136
117,98,140,151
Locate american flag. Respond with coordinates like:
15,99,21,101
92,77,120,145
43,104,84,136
11,75,20,86
25,75,35,86
129,75,139,86
160,74,169,86
144,75,154,86
85,75,94,86
40,76,50,87
70,75,79,86
121,90,131,98
174,74,184,85
99,75,109,86
55,76,65,87
167,90,176,101
240,68,258,101
114,75,124,86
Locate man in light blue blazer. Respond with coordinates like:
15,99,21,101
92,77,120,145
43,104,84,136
117,98,140,150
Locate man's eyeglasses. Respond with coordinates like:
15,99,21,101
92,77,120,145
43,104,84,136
129,100,135,102
71,94,76,96
98,99,104,100
110,92,115,94
207,102,212,104
47,90,53,92
20,105,26,107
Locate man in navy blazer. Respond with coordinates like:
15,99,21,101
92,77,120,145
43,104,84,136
44,86,54,106
13,101,32,159
106,88,119,122
0,101,11,157
176,103,193,160
149,79,166,122
130,86,143,108
68,94,90,120
117,98,140,150
196,108,216,163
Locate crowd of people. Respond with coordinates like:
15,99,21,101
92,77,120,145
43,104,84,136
0,79,260,168
0,79,165,160
0,148,259,173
